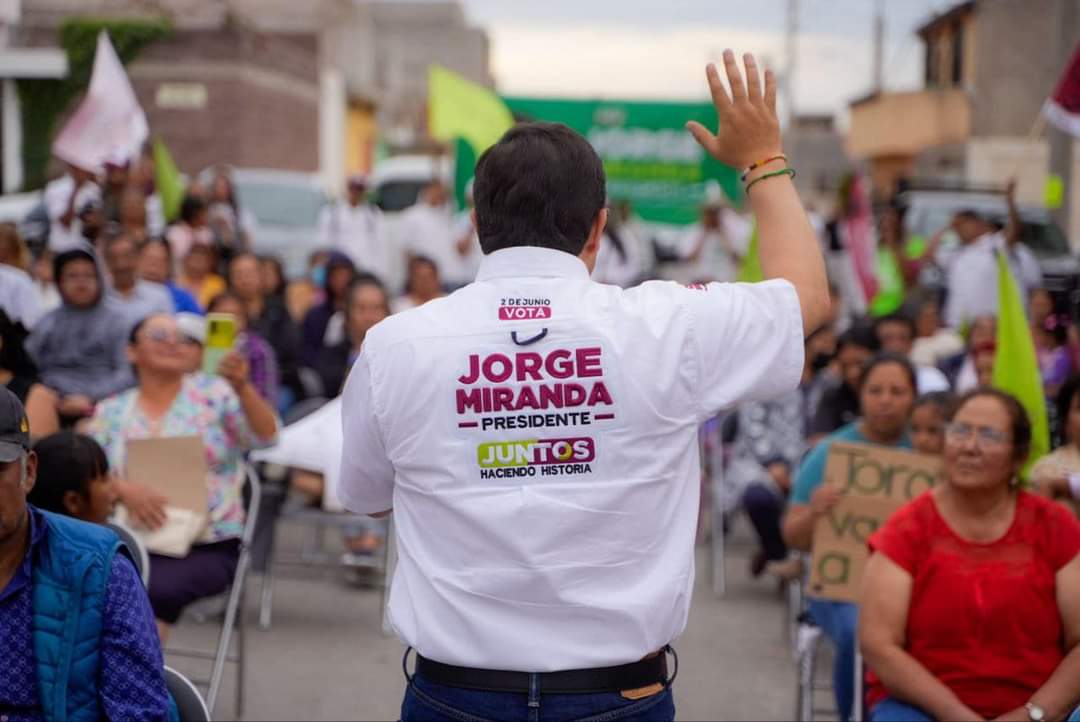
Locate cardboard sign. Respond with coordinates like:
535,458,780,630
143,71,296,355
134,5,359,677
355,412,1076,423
808,443,941,602
120,436,209,557
126,435,209,513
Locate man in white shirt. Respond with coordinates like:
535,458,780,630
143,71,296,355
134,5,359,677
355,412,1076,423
43,165,102,252
399,181,474,290
339,52,829,721
942,184,1042,329
449,182,483,289
318,174,391,285
671,196,752,284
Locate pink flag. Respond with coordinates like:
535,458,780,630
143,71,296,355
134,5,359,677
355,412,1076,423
52,31,148,172
1043,41,1080,137
843,174,878,304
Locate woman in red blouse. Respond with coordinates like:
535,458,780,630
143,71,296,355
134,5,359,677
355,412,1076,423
860,389,1080,722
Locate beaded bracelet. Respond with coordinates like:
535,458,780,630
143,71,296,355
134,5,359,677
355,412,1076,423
745,167,796,195
740,153,788,182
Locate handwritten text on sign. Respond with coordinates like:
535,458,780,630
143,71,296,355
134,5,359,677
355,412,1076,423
808,443,941,603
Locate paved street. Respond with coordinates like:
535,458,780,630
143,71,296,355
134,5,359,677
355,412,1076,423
166,520,807,721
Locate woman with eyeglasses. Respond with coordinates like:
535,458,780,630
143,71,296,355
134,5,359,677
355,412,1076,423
84,313,278,640
783,352,918,722
860,389,1080,722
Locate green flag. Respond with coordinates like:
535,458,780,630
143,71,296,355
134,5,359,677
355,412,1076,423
869,247,905,317
152,137,183,223
992,251,1049,476
736,222,763,282
428,65,513,157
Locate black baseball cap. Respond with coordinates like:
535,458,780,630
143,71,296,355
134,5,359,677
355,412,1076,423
0,388,31,463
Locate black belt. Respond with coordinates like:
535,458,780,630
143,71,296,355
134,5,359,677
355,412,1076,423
409,646,675,694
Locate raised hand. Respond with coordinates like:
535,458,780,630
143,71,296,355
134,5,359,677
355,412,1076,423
686,50,781,170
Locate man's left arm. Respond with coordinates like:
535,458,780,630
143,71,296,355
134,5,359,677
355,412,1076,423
99,555,172,722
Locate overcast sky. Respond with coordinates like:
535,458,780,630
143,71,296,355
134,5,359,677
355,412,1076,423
460,0,957,121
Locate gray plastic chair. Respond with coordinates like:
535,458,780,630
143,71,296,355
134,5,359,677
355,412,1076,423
167,464,261,717
164,666,210,722
107,521,151,588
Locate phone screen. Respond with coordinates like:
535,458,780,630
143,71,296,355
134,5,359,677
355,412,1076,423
202,313,238,375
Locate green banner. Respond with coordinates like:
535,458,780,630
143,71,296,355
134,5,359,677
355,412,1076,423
500,97,741,225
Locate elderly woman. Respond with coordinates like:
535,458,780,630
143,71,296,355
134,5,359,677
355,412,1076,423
861,389,1080,722
85,312,277,639
783,352,918,722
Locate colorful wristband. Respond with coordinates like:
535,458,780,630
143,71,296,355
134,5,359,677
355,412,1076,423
745,167,796,195
740,154,788,182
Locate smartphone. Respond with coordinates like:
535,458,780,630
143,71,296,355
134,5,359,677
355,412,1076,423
202,313,237,376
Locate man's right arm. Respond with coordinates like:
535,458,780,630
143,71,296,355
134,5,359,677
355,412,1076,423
338,351,395,516
687,51,829,333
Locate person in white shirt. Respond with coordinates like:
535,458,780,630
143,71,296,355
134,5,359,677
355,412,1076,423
593,199,649,288
399,180,473,290
941,182,1042,329
0,265,43,331
318,174,392,285
671,195,752,284
43,165,102,252
449,181,483,288
873,314,951,393
338,52,829,722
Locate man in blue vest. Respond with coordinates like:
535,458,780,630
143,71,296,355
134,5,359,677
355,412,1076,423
0,387,172,721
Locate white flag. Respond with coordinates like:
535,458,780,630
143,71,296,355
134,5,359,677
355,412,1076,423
52,31,149,172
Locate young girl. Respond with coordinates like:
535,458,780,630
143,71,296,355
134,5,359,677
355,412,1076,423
909,392,957,457
28,431,118,524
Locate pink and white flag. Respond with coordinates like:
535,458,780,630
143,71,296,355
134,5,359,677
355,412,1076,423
52,31,148,172
1043,41,1080,138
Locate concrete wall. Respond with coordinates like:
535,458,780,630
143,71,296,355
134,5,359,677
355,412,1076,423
966,136,1080,248
970,0,1080,137
848,89,972,159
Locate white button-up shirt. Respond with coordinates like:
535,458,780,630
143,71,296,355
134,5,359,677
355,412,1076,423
318,200,392,284
339,246,804,672
943,232,1042,329
399,202,475,289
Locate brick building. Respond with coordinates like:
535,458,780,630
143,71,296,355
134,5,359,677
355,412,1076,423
4,0,492,191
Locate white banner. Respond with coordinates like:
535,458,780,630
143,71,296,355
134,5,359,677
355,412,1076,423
52,31,148,172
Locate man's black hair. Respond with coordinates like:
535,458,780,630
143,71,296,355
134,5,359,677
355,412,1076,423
874,313,917,340
180,195,208,224
52,247,97,284
836,323,881,354
473,122,606,256
27,432,109,516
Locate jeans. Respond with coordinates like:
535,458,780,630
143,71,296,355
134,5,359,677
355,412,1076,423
401,653,676,722
807,598,859,722
871,698,1080,722
741,482,787,561
869,699,932,722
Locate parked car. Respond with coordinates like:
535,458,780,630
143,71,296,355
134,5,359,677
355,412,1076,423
202,168,326,279
369,154,452,213
898,187,1079,310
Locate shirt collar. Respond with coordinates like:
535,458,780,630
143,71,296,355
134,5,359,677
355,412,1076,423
475,247,590,283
